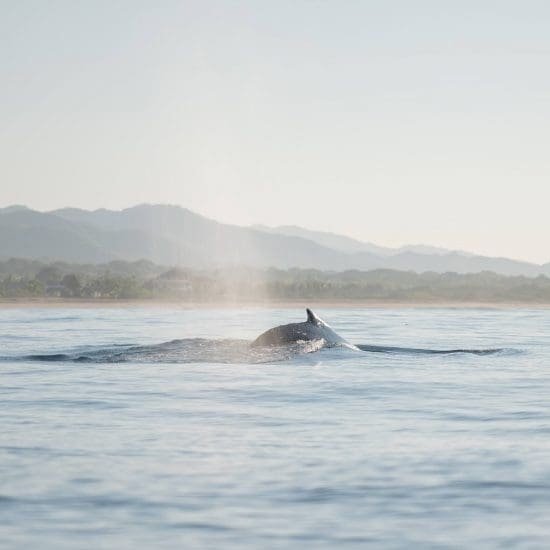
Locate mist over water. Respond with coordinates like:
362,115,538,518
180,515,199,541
1,306,550,548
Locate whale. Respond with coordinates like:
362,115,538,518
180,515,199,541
251,308,351,348
251,309,505,356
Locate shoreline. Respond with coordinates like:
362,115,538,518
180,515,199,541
1,298,550,309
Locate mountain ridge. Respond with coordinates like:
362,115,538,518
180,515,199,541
252,224,472,257
0,204,547,276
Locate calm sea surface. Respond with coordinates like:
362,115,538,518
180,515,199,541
1,306,550,549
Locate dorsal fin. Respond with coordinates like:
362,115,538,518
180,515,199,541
306,308,322,326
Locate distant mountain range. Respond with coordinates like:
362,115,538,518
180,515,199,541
252,224,469,257
0,204,548,276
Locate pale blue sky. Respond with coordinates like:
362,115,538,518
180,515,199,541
2,1,549,263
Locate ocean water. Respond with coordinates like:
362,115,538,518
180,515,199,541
1,306,550,549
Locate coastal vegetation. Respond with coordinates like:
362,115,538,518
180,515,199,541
1,258,550,303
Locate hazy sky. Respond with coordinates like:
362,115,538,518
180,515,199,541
2,1,550,263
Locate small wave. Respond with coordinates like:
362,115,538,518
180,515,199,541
1,338,518,365
356,344,517,356
5,338,328,365
24,353,74,362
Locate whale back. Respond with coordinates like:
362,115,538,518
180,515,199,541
251,309,347,347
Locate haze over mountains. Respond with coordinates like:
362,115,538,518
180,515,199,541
252,225,468,257
0,204,548,276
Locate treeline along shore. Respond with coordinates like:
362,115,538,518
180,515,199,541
1,258,550,304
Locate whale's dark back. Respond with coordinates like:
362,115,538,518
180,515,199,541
251,322,315,347
251,309,348,348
